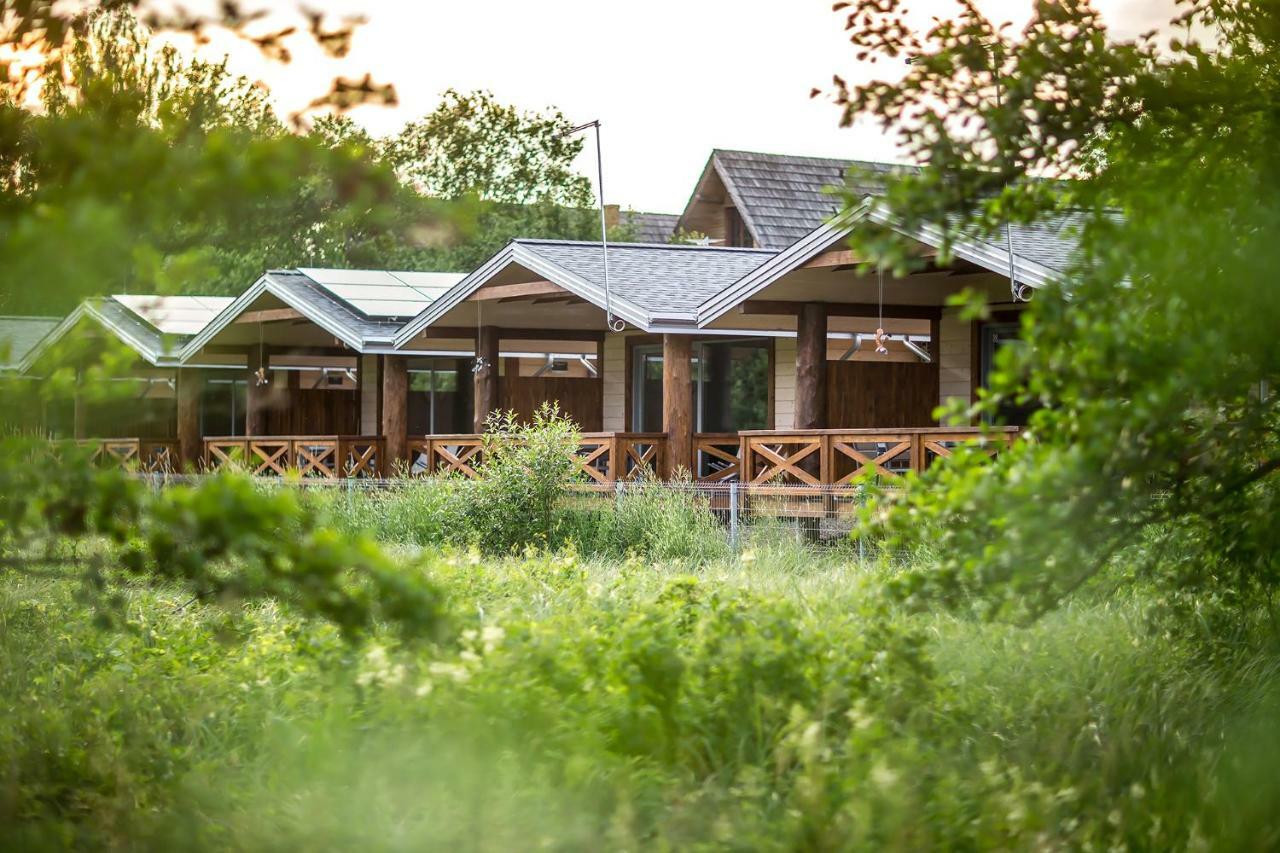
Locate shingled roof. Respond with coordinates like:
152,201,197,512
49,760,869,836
395,238,777,342
517,239,775,315
0,316,59,369
685,149,1083,272
704,150,902,249
618,211,679,244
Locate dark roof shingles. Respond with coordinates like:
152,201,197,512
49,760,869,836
516,240,776,314
0,316,60,367
712,149,1082,271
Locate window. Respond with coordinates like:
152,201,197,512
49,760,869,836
980,322,1033,426
200,378,247,437
725,206,752,248
630,339,771,433
409,358,471,434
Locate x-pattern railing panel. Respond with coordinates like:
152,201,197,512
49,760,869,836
694,434,742,483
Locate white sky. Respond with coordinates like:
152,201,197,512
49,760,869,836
178,0,1176,215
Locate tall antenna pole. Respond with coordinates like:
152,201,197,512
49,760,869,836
567,120,625,332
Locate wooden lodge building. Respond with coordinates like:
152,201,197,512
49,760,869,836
9,151,1078,486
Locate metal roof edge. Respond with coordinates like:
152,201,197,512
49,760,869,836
177,276,273,362
509,244,652,330
695,200,872,327
17,304,91,373
392,245,521,347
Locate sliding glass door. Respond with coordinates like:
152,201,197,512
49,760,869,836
630,338,770,433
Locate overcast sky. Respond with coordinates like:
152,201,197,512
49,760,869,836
181,0,1176,215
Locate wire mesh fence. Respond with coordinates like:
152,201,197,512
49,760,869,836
133,473,873,549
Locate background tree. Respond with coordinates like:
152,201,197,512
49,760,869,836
831,0,1280,624
353,88,613,271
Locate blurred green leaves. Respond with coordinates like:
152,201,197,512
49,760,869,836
836,0,1280,618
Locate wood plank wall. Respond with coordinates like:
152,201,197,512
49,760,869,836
826,361,938,428
773,337,797,430
501,375,602,432
265,387,360,435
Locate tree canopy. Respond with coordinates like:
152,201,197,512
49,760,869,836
0,9,608,313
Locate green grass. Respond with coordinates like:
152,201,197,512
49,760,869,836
2,550,1279,850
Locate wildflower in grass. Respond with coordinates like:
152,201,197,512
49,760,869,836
871,761,899,790
481,625,505,654
428,661,471,683
356,644,406,688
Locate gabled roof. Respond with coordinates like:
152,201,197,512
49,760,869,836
697,197,1068,326
111,295,235,335
395,238,777,344
20,296,220,370
296,268,465,319
180,270,409,358
0,315,60,369
688,149,906,249
680,149,1085,270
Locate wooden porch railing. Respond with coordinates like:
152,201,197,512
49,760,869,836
74,427,1018,484
77,438,179,472
203,436,384,478
737,427,1020,486
406,432,668,483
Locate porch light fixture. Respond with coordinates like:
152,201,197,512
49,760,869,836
563,119,626,333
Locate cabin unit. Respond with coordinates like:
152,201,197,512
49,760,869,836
8,150,1078,484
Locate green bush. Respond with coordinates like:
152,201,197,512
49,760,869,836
463,403,582,554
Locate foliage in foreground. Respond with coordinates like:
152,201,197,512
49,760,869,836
0,437,444,639
832,0,1280,620
3,556,1279,850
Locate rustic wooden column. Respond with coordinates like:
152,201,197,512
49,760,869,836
176,368,203,470
472,326,500,432
72,369,86,440
381,355,408,475
662,334,693,479
245,348,269,436
795,302,828,430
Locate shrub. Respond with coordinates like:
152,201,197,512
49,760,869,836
465,403,582,554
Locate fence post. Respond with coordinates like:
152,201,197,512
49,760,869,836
614,479,624,512
728,481,740,551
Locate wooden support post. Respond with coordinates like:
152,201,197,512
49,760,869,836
473,326,500,431
795,302,828,431
381,355,408,476
245,347,269,437
662,334,693,480
176,368,203,470
72,370,86,440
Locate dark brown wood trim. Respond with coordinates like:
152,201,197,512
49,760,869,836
740,300,943,320
413,326,607,343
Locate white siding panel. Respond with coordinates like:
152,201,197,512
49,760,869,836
938,309,972,422
602,332,627,432
773,337,797,430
